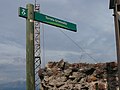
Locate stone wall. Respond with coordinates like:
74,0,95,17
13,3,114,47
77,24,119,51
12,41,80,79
106,62,118,90
38,59,118,90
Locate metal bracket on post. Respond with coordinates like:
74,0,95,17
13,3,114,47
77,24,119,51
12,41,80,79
117,5,120,20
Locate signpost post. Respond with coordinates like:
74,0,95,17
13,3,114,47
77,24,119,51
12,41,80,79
19,3,77,90
26,4,35,90
109,0,120,89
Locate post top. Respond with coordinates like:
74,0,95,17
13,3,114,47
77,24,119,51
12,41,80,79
26,3,34,7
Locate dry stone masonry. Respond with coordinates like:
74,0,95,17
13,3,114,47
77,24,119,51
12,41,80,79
38,59,118,90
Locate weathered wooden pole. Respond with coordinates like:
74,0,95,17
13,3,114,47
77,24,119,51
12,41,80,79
110,0,120,89
109,0,120,89
26,4,35,90
114,0,120,89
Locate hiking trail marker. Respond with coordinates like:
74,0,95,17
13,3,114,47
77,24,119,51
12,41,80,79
19,4,77,90
19,7,77,32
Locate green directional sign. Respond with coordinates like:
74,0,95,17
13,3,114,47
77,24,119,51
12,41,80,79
19,7,27,18
19,7,77,32
35,12,77,32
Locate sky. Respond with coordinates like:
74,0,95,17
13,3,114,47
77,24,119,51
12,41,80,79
0,0,117,84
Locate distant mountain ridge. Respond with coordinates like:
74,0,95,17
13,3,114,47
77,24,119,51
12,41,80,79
0,81,26,90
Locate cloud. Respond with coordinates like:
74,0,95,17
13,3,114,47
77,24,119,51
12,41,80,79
0,41,25,83
0,0,117,84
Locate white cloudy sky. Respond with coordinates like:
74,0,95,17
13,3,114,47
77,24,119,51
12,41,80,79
0,0,117,84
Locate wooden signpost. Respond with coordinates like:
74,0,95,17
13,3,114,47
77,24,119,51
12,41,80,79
19,3,77,90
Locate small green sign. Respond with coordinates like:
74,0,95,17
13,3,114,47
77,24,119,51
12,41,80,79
18,7,77,32
19,7,27,18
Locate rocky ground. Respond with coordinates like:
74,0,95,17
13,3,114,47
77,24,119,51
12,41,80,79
38,59,118,90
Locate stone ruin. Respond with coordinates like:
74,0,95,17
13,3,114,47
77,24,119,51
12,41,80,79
38,59,118,90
